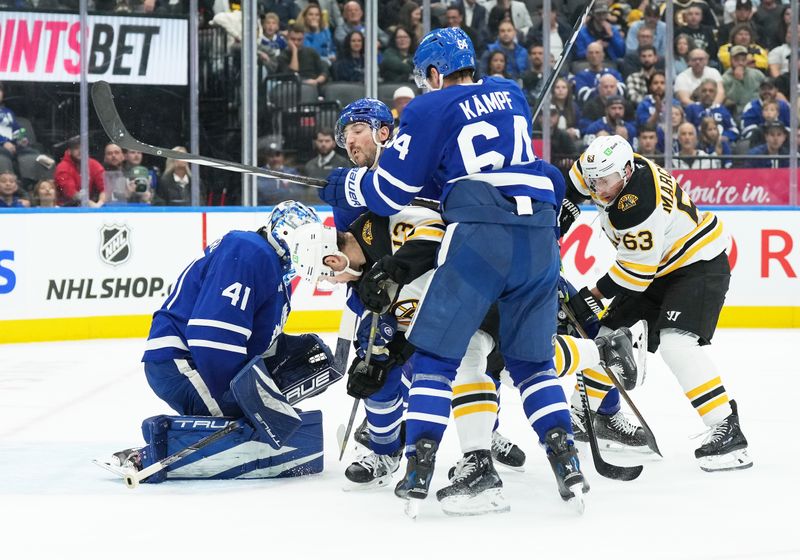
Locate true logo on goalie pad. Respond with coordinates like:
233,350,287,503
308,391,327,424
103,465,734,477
284,369,332,404
99,224,131,266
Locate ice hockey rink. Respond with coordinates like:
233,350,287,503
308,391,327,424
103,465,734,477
0,329,797,560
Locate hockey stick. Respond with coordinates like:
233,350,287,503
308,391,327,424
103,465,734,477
92,80,441,211
338,311,380,460
561,302,662,457
123,420,243,489
530,0,596,123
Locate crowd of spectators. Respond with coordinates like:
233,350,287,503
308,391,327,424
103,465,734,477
1,0,797,208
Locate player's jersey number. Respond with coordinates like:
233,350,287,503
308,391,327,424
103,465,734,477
456,115,535,174
222,282,252,310
622,231,653,251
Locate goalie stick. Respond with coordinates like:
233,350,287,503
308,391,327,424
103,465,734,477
561,302,662,457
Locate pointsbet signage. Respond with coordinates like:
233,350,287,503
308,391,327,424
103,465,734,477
0,11,187,85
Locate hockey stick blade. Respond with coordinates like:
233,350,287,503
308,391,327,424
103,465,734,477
576,370,643,481
560,302,662,457
91,81,326,188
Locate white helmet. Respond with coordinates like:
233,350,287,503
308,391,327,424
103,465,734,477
581,135,634,204
290,222,362,285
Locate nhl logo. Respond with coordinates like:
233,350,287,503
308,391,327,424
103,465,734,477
99,224,131,266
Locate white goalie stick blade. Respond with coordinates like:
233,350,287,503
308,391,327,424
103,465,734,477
439,488,511,517
92,458,138,479
628,320,649,387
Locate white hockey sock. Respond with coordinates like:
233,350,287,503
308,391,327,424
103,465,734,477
569,367,613,411
659,328,732,426
452,330,496,453
555,335,601,377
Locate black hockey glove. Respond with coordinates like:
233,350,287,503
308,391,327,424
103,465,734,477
559,198,581,238
346,356,392,399
574,286,605,325
358,258,400,313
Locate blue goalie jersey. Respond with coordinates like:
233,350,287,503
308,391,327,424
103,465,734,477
360,76,559,214
142,231,290,399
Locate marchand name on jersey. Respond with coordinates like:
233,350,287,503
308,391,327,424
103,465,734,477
47,277,170,300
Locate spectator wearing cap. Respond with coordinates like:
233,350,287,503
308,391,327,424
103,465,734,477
676,3,719,62
625,46,660,104
625,4,666,56
684,79,739,143
480,20,528,80
723,45,767,117
380,26,416,83
54,135,105,207
743,97,790,147
673,121,718,169
0,170,28,207
719,0,758,49
572,41,624,104
746,120,789,168
125,165,154,204
303,128,350,181
674,49,725,107
256,143,306,205
583,95,637,145
574,1,625,60
580,73,632,130
718,24,769,72
391,86,415,125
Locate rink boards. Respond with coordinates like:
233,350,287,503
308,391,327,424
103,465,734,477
0,206,797,343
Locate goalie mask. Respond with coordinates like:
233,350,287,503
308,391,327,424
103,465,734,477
262,201,321,281
290,222,362,285
581,135,635,208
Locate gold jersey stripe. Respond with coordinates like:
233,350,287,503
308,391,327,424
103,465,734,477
685,376,722,399
610,264,653,287
583,367,612,384
618,259,659,273
453,402,499,418
661,212,715,265
698,394,730,417
586,386,607,399
453,382,497,395
407,227,445,240
657,223,724,277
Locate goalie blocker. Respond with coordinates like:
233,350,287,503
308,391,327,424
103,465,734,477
135,333,342,483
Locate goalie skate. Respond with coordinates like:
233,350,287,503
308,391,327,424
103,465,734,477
343,449,402,491
436,450,509,516
695,400,753,472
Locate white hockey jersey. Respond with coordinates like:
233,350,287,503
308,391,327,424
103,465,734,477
568,154,729,298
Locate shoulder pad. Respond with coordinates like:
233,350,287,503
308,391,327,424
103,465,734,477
607,162,657,231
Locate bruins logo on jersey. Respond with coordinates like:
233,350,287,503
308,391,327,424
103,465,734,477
617,193,638,212
391,298,418,327
361,220,373,245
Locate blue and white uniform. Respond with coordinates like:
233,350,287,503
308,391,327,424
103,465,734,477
142,231,290,417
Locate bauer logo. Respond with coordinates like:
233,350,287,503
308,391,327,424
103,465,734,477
99,224,131,266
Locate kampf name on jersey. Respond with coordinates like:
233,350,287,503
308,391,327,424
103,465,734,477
358,77,559,215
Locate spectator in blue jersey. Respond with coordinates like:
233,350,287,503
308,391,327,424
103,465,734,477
480,20,528,80
738,81,789,140
684,79,739,143
583,95,637,146
747,120,789,168
625,3,666,56
635,70,666,128
321,27,586,510
331,30,365,82
698,116,733,169
299,3,336,66
0,170,28,208
573,1,625,61
572,41,624,105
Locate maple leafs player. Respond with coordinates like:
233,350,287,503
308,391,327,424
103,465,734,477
321,28,588,509
107,201,341,475
560,135,752,472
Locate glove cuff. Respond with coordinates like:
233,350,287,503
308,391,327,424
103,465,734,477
345,167,368,208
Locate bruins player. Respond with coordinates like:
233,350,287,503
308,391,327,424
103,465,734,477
560,135,752,472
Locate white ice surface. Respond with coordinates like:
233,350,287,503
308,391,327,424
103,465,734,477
0,330,798,560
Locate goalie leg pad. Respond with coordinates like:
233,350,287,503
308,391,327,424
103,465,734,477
139,412,323,482
231,356,302,449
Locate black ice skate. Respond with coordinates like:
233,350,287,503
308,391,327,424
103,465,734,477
343,448,402,491
570,405,589,443
695,400,753,472
594,410,652,453
545,428,589,514
436,450,509,516
490,431,526,471
354,417,370,449
394,439,437,518
595,327,639,390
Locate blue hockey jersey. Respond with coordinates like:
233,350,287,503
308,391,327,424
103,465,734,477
142,231,290,399
357,77,558,215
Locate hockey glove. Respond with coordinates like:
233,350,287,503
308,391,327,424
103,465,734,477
355,312,397,360
321,167,368,209
346,356,393,399
358,260,399,314
558,198,581,238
